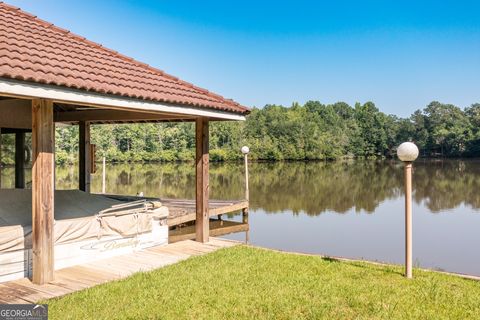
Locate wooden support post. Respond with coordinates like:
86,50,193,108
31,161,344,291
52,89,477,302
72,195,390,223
0,128,2,189
15,132,25,188
90,144,96,174
79,121,91,192
32,99,54,285
242,207,249,244
102,156,106,194
405,162,413,279
242,208,249,224
195,118,209,243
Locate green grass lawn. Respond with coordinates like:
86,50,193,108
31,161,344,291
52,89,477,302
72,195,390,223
44,246,480,320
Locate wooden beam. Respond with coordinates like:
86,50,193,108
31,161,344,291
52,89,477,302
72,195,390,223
79,121,91,192
31,99,54,284
0,78,247,121
0,128,31,134
0,97,234,124
195,118,209,243
210,201,250,216
0,98,32,129
15,132,25,188
55,109,195,123
167,200,249,227
170,220,248,243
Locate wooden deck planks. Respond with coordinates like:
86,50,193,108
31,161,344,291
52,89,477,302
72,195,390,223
0,238,239,304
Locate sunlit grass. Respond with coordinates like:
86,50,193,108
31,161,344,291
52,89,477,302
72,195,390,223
45,246,480,319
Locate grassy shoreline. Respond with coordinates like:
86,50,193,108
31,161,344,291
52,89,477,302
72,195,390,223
248,245,480,282
44,245,480,319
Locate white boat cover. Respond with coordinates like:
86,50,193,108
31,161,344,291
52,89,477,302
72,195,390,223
0,189,167,253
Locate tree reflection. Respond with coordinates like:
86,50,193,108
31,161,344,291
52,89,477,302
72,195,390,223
246,161,404,215
2,159,479,215
413,160,480,212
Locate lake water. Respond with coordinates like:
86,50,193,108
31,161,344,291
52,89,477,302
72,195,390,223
2,159,479,276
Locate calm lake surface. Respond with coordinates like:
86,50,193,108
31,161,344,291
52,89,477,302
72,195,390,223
2,159,479,276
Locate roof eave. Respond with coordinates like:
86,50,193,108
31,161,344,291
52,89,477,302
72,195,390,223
0,78,247,121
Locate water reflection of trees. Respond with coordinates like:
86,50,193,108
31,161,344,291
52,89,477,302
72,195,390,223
248,161,404,215
249,160,480,215
413,159,480,212
2,159,479,216
55,162,247,201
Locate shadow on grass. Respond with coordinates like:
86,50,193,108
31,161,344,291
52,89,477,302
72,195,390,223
321,255,405,277
321,256,341,263
349,261,404,277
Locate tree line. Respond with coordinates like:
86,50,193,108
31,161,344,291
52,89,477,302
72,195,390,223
1,100,480,164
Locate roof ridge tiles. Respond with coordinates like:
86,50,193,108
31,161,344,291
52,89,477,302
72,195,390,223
2,5,156,70
0,2,20,11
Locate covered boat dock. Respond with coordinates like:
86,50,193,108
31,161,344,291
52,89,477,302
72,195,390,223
0,2,250,285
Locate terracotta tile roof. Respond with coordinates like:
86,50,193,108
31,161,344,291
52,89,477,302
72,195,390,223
0,2,249,115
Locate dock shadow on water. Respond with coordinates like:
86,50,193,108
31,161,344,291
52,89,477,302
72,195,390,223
2,159,479,276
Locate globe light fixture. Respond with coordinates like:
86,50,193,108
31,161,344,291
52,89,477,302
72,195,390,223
397,142,419,162
397,141,419,279
241,146,250,155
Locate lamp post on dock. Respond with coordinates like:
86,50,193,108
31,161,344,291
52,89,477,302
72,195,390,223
397,142,419,279
241,146,250,202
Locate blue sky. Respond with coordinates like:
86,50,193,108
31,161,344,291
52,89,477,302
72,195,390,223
8,0,480,117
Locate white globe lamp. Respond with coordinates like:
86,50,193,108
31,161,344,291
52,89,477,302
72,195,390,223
397,142,419,162
241,146,250,155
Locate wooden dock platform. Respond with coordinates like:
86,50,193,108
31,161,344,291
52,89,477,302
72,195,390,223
0,238,239,304
164,199,249,226
102,194,249,227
